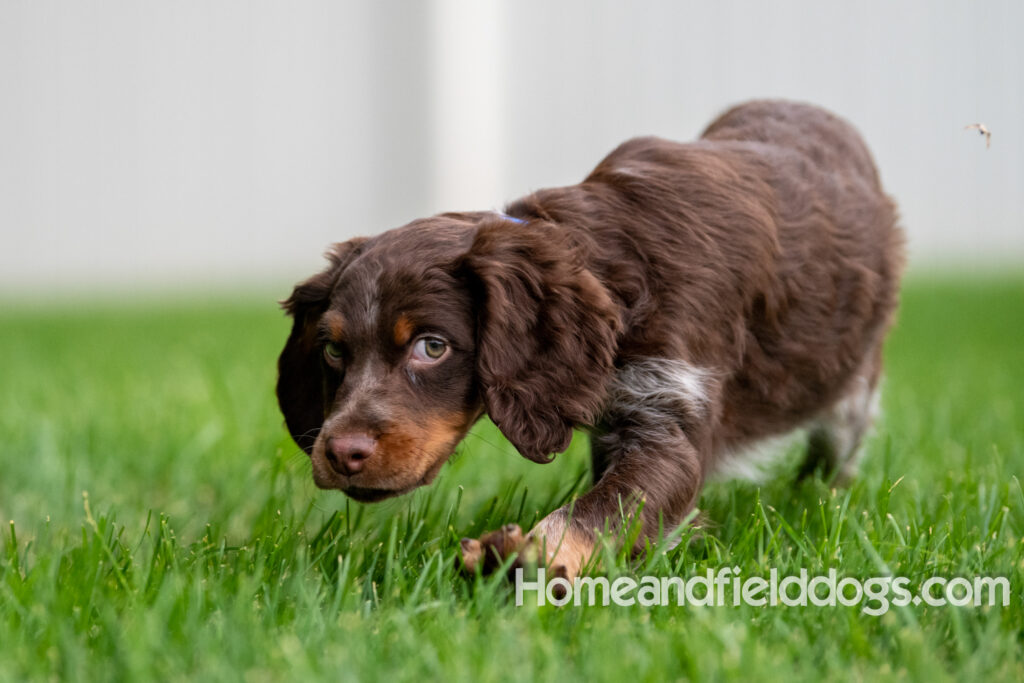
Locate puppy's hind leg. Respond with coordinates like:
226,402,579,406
799,364,882,486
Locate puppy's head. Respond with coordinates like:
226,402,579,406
277,213,620,501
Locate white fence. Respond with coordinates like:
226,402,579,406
1,1,1021,292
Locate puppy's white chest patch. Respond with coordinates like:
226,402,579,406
607,358,717,421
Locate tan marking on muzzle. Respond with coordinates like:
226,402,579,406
371,409,475,487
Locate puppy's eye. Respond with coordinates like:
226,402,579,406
411,337,448,363
324,341,344,362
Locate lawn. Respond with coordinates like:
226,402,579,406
1,274,1022,681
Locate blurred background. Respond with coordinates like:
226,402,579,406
1,0,1021,297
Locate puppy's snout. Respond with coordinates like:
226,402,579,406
325,433,377,476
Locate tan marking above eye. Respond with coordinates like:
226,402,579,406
322,310,345,340
393,315,415,346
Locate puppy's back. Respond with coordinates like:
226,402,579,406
701,99,882,187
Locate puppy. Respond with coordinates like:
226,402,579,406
277,100,904,580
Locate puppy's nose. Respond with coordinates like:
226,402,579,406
325,433,376,476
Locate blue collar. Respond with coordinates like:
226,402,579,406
496,211,526,225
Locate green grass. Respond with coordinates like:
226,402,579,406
1,275,1022,682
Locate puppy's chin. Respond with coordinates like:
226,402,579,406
311,470,410,501
316,476,430,503
340,485,409,503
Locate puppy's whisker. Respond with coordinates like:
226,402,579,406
463,431,512,454
295,427,321,440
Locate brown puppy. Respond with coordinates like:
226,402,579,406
277,100,904,580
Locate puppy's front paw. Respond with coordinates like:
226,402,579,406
459,522,584,590
459,523,531,575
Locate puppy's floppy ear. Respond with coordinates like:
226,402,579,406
277,239,366,453
461,218,620,462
